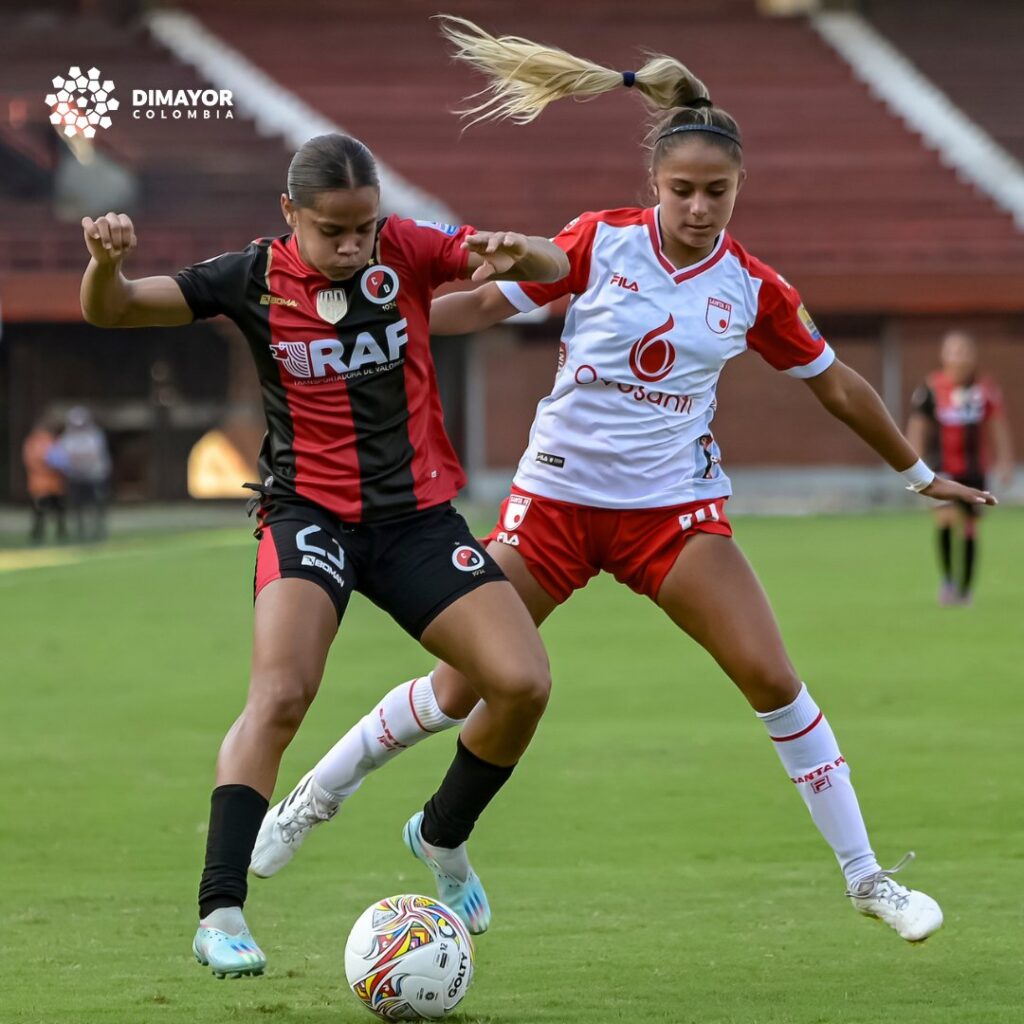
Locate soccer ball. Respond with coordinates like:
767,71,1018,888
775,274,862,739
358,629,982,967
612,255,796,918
344,894,475,1020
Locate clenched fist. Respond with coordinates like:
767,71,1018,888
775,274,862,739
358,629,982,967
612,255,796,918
82,212,137,264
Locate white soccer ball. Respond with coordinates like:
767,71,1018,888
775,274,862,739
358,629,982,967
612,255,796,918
344,894,475,1020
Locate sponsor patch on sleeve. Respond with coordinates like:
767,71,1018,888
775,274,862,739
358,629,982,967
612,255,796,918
414,220,460,236
797,304,822,342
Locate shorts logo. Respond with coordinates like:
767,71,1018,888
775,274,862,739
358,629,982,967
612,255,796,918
678,503,721,532
360,265,400,305
501,495,531,531
296,525,345,587
316,287,348,324
452,545,485,572
705,297,732,334
629,314,676,383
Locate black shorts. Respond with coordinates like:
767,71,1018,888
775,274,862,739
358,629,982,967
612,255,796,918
252,498,505,638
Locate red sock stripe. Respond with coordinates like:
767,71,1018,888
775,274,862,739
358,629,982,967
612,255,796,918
770,709,823,742
407,679,428,733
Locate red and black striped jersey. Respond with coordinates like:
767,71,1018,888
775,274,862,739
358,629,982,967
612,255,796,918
911,370,1004,479
175,216,472,522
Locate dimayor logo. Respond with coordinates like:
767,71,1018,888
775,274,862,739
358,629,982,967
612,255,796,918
45,66,117,139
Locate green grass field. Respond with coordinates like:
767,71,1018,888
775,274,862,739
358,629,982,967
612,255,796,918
3,510,1022,1024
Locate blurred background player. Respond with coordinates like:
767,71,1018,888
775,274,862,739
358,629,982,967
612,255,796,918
79,133,567,978
21,412,67,545
51,405,112,543
907,330,1013,605
251,17,997,948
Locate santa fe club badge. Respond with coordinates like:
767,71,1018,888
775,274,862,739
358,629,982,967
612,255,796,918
502,494,532,531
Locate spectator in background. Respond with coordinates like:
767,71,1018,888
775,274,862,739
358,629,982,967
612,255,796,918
51,406,112,543
22,414,67,545
907,331,1014,605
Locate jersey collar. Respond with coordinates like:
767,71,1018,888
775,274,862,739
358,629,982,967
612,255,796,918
644,206,728,284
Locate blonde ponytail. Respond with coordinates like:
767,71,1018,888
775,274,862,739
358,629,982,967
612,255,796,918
436,15,709,125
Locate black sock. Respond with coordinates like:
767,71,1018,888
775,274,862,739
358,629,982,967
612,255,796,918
961,535,976,595
198,784,269,919
937,526,953,581
421,738,515,849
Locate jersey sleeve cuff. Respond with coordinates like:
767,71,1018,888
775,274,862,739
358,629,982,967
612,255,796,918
495,280,540,313
784,343,835,379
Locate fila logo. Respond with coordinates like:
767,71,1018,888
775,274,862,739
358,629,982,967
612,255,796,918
495,531,520,546
610,272,640,292
260,293,298,307
270,318,409,379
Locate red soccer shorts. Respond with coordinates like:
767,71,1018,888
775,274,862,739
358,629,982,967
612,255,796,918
483,485,732,604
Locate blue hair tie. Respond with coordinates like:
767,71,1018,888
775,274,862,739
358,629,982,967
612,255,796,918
621,71,636,88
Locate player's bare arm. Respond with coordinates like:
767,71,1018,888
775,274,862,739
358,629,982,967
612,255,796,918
80,213,193,328
988,413,1015,488
430,282,519,335
461,231,568,283
804,359,997,506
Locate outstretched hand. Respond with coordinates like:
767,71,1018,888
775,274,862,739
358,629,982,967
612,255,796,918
463,231,530,282
82,212,137,265
920,477,997,506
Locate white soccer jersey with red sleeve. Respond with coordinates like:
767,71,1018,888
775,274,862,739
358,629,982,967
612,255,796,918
496,206,835,509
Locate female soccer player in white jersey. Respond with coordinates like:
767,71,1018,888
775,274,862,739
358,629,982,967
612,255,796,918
253,20,996,943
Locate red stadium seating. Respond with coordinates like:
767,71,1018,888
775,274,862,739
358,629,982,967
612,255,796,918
863,0,1024,165
181,0,1024,296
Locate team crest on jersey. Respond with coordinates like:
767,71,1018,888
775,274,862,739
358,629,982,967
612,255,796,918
361,265,400,305
705,297,732,334
316,288,348,324
501,495,532,531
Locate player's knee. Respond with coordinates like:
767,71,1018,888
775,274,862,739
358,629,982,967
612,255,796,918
247,674,317,734
490,658,552,720
738,663,801,711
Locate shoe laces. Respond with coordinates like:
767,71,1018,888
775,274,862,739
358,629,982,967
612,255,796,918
846,851,916,908
278,784,337,842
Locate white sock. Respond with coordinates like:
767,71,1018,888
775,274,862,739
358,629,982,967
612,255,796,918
313,674,461,801
200,906,247,934
757,683,881,886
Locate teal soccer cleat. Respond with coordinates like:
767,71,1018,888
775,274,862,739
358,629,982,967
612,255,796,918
192,925,266,979
402,811,491,935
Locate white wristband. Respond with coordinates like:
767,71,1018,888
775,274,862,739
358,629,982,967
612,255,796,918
902,458,935,493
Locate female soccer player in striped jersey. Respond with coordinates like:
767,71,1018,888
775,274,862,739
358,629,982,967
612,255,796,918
254,20,996,944
80,132,569,977
907,330,1013,605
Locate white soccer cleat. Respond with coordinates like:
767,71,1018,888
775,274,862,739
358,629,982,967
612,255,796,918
250,771,339,878
847,852,943,942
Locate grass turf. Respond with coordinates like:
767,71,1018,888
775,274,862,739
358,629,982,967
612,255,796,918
2,510,1022,1023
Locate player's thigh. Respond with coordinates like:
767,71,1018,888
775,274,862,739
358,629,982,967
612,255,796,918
250,508,353,706
430,541,558,718
251,577,339,698
420,578,550,705
656,532,799,711
934,503,958,529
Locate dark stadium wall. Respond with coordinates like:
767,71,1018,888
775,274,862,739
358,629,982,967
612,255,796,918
1,320,229,502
